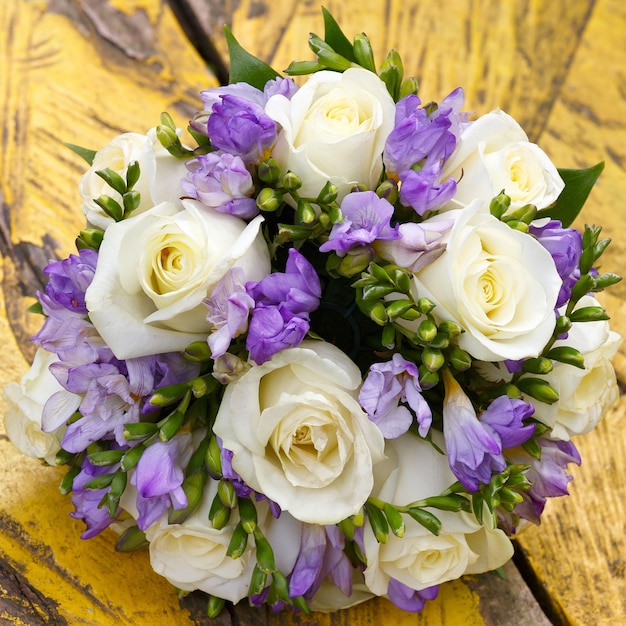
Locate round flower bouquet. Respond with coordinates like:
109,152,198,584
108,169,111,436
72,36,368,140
4,8,622,618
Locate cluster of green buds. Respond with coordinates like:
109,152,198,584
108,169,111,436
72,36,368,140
156,111,198,159
283,8,418,102
256,156,344,247
359,491,473,546
469,464,532,524
489,191,538,233
75,160,142,251
503,224,621,409
353,262,470,389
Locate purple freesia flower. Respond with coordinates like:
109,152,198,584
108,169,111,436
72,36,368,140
319,192,400,256
208,95,277,165
70,457,121,538
383,88,465,175
183,152,258,219
132,434,193,530
376,218,452,272
359,353,432,438
205,268,255,358
398,163,457,215
387,579,439,612
530,220,582,307
480,395,535,449
263,76,299,100
289,524,355,600
442,370,504,491
246,249,321,363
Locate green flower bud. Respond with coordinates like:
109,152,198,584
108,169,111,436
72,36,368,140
383,503,405,538
505,384,522,399
381,323,396,349
297,200,317,224
418,365,439,389
326,203,343,224
209,493,231,530
507,220,529,233
76,228,104,251
159,409,185,441
407,507,441,536
522,357,553,375
55,448,77,466
417,319,438,343
317,181,339,205
284,59,324,76
149,383,190,407
593,272,622,291
253,527,276,573
337,517,355,541
517,377,559,404
121,443,145,472
438,320,463,339
206,435,222,478
378,49,404,100
422,347,445,372
416,297,436,314
88,449,125,467
108,470,127,501
122,190,141,217
375,179,399,204
365,502,389,543
96,167,127,196
183,340,213,362
95,195,123,221
352,507,365,527
399,76,419,98
206,596,226,619
448,346,472,371
282,171,302,191
160,111,176,130
390,268,412,294
428,332,449,350
59,465,81,495
569,305,609,323
155,125,193,158
309,33,354,71
115,525,149,552
503,203,537,224
555,315,572,335
248,564,268,596
83,472,115,491
257,187,283,212
125,160,141,190
489,191,511,219
238,498,258,534
257,157,282,183
386,299,415,321
546,346,585,369
218,479,238,509
353,33,376,72
337,248,375,277
226,522,249,559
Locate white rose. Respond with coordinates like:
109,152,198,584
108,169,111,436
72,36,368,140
85,199,270,359
79,129,188,230
363,434,513,596
265,68,396,203
3,349,80,464
213,340,386,525
143,479,302,603
442,110,564,212
529,295,622,440
411,201,562,361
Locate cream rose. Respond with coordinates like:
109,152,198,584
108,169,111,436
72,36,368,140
213,340,386,525
143,479,302,603
85,199,270,359
410,201,562,361
265,68,396,203
79,129,189,230
529,295,622,440
3,349,80,464
363,434,513,596
442,110,564,212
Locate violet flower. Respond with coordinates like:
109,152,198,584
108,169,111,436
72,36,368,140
183,152,258,219
70,457,121,538
387,579,439,612
383,88,465,176
319,191,400,256
480,395,535,449
132,434,192,530
246,249,321,363
442,369,504,491
205,268,255,358
530,220,582,307
359,353,432,438
208,95,277,165
398,164,457,215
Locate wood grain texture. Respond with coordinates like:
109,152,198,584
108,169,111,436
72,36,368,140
1,0,624,624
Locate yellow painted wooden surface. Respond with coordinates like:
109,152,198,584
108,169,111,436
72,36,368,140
1,0,625,624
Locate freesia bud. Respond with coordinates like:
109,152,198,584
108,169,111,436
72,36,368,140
257,187,283,212
115,525,149,552
226,522,249,559
257,157,282,183
206,596,226,619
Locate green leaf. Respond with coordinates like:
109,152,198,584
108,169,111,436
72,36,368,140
64,142,97,165
536,162,604,227
322,7,356,62
225,25,279,88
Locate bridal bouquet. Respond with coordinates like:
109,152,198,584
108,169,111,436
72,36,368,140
4,8,621,617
